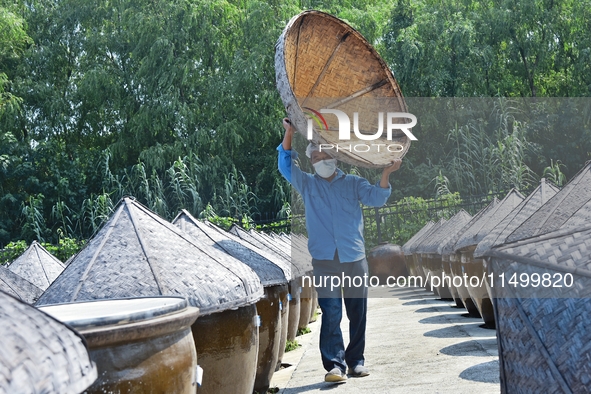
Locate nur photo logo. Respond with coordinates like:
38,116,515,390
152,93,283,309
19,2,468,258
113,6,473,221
304,107,417,155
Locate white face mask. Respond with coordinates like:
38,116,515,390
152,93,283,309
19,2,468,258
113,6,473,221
313,159,337,178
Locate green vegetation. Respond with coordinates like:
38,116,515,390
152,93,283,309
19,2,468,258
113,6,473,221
363,192,464,250
297,326,311,336
309,307,320,323
285,339,300,352
0,240,26,265
0,0,589,249
0,236,84,265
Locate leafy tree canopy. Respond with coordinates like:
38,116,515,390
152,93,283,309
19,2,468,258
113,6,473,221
0,0,589,247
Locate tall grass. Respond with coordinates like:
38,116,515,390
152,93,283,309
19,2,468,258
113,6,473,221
39,151,260,241
21,194,46,241
543,160,567,187
215,167,259,221
445,100,537,195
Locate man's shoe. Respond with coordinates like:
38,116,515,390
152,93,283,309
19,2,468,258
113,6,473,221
347,365,370,377
325,368,347,383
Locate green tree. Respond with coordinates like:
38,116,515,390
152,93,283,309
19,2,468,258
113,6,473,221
0,3,31,111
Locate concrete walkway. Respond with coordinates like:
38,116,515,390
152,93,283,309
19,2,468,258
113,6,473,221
270,286,500,394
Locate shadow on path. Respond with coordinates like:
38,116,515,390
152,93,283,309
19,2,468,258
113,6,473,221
459,360,500,384
423,323,483,338
284,381,346,393
400,296,442,303
439,339,498,357
418,314,470,324
412,306,440,313
387,288,431,297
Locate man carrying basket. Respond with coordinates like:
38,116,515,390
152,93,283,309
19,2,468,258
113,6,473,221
277,118,401,383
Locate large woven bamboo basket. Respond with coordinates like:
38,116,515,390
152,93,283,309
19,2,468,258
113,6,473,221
275,11,411,168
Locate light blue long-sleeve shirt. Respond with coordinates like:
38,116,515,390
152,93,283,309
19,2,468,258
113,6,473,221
277,144,391,263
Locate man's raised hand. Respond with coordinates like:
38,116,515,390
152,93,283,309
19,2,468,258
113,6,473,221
382,159,402,175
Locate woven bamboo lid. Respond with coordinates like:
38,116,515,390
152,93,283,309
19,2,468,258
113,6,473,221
249,229,313,274
454,190,524,252
506,162,591,244
401,221,434,255
275,11,411,168
229,224,271,251
439,199,499,256
229,225,305,278
8,241,65,291
203,220,293,281
412,218,446,254
36,198,263,316
0,265,43,304
173,210,290,285
290,233,314,273
473,179,559,258
278,233,290,240
0,290,97,393
248,229,289,259
420,210,473,255
488,223,591,282
487,222,591,393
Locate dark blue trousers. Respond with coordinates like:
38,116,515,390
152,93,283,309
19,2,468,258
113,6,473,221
312,254,368,373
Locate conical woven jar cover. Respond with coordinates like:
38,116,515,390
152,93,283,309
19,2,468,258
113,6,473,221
0,290,97,393
473,179,559,258
454,190,524,252
229,224,305,278
402,221,434,255
506,162,591,243
419,210,473,255
8,241,65,290
173,210,289,286
0,265,43,304
249,228,313,274
487,223,591,393
412,218,447,255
